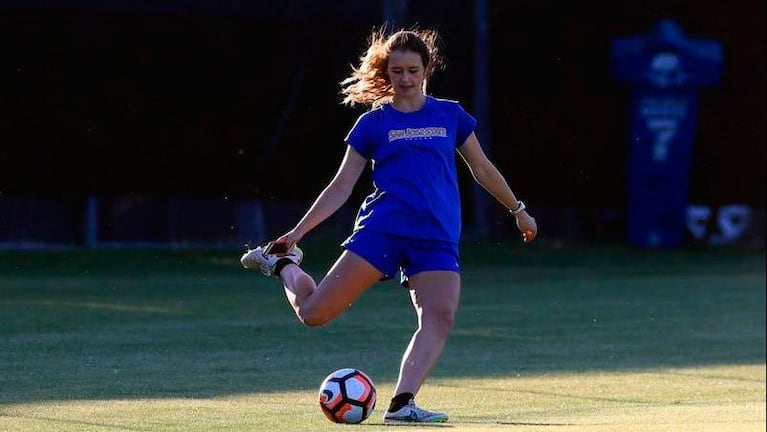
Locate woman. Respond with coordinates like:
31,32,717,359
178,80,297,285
241,27,537,424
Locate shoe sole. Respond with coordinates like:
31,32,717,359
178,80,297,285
383,417,448,424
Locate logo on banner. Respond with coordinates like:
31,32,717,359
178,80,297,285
647,51,688,88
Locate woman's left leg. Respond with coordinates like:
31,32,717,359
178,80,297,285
392,270,461,397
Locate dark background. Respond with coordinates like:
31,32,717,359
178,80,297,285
0,0,764,243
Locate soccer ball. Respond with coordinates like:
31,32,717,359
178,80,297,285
318,368,377,424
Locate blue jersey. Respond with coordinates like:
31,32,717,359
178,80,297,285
344,96,477,243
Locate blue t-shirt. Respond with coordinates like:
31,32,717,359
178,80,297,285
344,96,477,243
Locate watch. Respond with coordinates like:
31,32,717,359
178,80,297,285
510,200,526,215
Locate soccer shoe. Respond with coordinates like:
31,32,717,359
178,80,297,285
383,400,448,424
240,244,303,277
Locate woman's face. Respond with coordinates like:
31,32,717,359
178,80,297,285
386,49,426,98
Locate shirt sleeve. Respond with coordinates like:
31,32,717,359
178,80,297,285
344,112,374,159
455,103,478,146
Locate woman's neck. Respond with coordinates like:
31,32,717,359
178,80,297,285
390,94,427,113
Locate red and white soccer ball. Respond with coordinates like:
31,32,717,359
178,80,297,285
318,368,377,424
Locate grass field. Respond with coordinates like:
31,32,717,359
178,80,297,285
0,240,764,431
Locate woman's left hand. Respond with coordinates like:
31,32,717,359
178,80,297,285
515,211,537,243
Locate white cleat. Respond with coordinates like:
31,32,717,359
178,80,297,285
240,244,303,277
383,400,448,424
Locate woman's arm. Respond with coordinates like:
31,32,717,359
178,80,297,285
457,132,538,242
277,145,368,246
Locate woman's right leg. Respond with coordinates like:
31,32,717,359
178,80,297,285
278,250,383,327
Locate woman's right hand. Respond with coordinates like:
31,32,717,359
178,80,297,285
274,229,303,249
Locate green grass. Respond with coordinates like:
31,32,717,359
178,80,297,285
0,240,764,431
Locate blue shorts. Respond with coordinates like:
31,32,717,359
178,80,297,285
341,229,460,286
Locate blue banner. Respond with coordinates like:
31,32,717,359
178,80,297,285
612,19,722,247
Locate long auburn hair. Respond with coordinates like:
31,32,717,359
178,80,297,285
340,26,444,108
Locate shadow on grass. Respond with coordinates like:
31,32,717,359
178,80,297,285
0,241,764,404
0,414,149,432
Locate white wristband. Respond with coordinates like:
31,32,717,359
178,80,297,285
510,200,526,215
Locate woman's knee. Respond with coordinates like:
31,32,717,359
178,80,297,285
296,251,382,327
296,295,349,327
297,306,335,327
421,306,457,334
